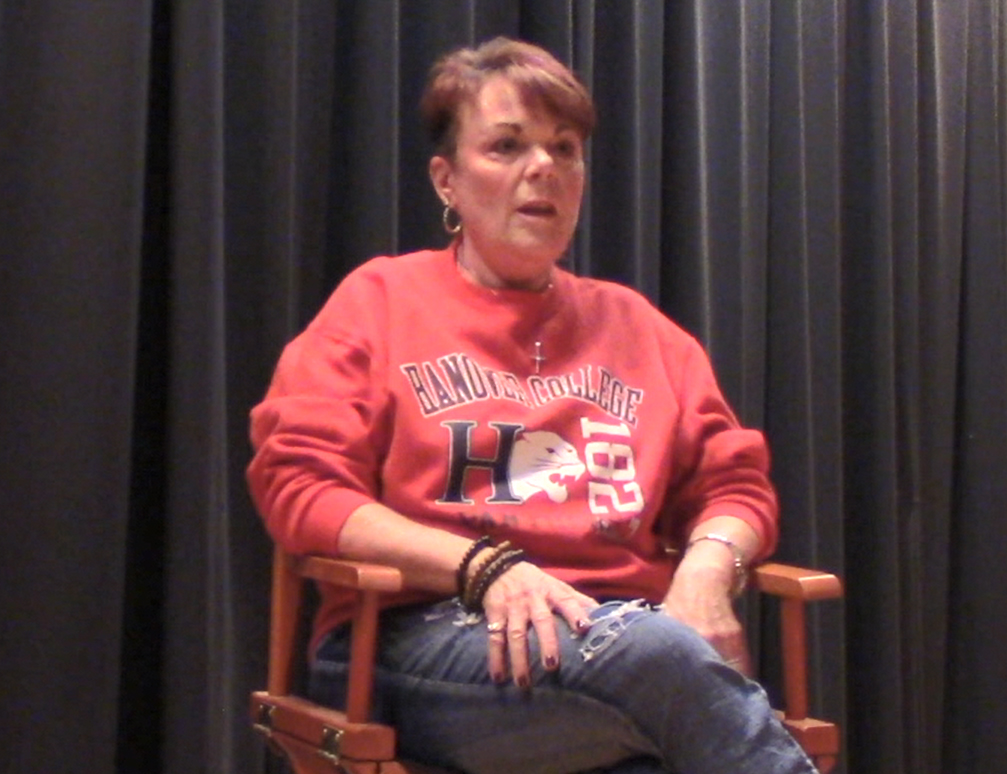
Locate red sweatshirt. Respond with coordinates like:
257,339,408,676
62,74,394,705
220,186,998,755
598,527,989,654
248,246,778,650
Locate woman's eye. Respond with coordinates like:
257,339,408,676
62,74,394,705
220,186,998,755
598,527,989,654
553,139,580,159
491,137,520,154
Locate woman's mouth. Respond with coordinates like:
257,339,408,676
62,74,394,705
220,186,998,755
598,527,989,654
517,201,557,217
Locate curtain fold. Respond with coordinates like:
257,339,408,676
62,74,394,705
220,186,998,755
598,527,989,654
158,1,237,770
942,3,1007,769
2,2,1007,773
0,2,153,772
761,0,846,731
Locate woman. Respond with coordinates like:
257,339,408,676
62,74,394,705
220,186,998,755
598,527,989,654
248,37,819,774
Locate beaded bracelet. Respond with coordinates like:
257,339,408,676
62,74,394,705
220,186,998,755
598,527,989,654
462,547,525,611
458,538,511,605
455,535,493,595
460,539,512,599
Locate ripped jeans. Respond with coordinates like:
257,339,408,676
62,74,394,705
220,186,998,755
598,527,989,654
308,599,819,774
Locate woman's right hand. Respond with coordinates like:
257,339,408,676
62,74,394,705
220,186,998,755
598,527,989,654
479,561,597,688
338,504,596,686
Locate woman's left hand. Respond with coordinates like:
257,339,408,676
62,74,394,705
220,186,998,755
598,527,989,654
662,550,752,676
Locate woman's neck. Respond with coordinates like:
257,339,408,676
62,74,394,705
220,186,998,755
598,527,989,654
455,241,554,292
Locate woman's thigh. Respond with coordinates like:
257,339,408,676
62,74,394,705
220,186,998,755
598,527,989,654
309,599,814,774
310,600,663,773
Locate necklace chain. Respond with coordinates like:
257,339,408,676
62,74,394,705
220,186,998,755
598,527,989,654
455,243,551,374
455,242,554,293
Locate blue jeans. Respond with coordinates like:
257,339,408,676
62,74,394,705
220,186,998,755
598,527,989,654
309,599,819,774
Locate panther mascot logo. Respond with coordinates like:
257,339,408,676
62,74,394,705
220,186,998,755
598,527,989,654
507,430,586,503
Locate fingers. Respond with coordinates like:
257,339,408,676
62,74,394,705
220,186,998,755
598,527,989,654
668,607,752,676
506,613,531,688
550,587,597,637
484,611,533,687
712,629,753,677
483,575,536,688
485,620,507,684
692,609,748,673
662,585,754,676
527,599,559,675
722,650,753,677
482,565,596,688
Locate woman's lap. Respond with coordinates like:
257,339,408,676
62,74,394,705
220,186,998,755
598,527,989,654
309,599,816,774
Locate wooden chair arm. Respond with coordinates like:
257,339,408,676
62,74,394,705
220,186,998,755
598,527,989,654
298,555,406,723
751,560,843,749
753,562,843,601
293,555,404,593
293,557,841,599
268,550,405,722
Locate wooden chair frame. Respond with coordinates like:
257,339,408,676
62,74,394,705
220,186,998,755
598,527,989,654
251,547,843,774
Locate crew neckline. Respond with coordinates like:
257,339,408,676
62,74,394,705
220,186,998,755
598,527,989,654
442,242,567,310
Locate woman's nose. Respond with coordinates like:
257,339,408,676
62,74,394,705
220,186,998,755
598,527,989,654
525,145,557,177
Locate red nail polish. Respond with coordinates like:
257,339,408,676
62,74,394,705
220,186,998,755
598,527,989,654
544,655,558,670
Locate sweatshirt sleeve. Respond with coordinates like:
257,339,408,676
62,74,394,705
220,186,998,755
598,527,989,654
660,335,779,561
246,275,389,557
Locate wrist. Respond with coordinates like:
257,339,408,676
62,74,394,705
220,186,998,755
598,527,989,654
465,547,495,586
455,535,492,593
683,533,749,597
456,537,526,611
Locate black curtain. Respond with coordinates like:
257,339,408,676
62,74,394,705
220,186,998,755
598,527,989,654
1,2,1004,773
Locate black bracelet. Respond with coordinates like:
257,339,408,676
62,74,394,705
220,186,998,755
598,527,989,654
460,540,513,607
463,548,525,612
456,535,493,596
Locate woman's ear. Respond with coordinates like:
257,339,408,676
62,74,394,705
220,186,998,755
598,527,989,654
429,155,454,206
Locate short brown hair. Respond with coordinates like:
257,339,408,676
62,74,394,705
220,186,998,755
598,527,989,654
420,36,596,158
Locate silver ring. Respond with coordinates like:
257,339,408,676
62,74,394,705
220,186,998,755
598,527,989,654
487,621,505,633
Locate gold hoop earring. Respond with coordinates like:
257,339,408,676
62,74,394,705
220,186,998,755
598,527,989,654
442,204,462,234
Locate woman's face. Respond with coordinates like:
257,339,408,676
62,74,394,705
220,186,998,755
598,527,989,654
430,75,586,290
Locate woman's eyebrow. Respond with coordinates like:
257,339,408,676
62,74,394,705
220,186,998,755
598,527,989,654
488,121,576,136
